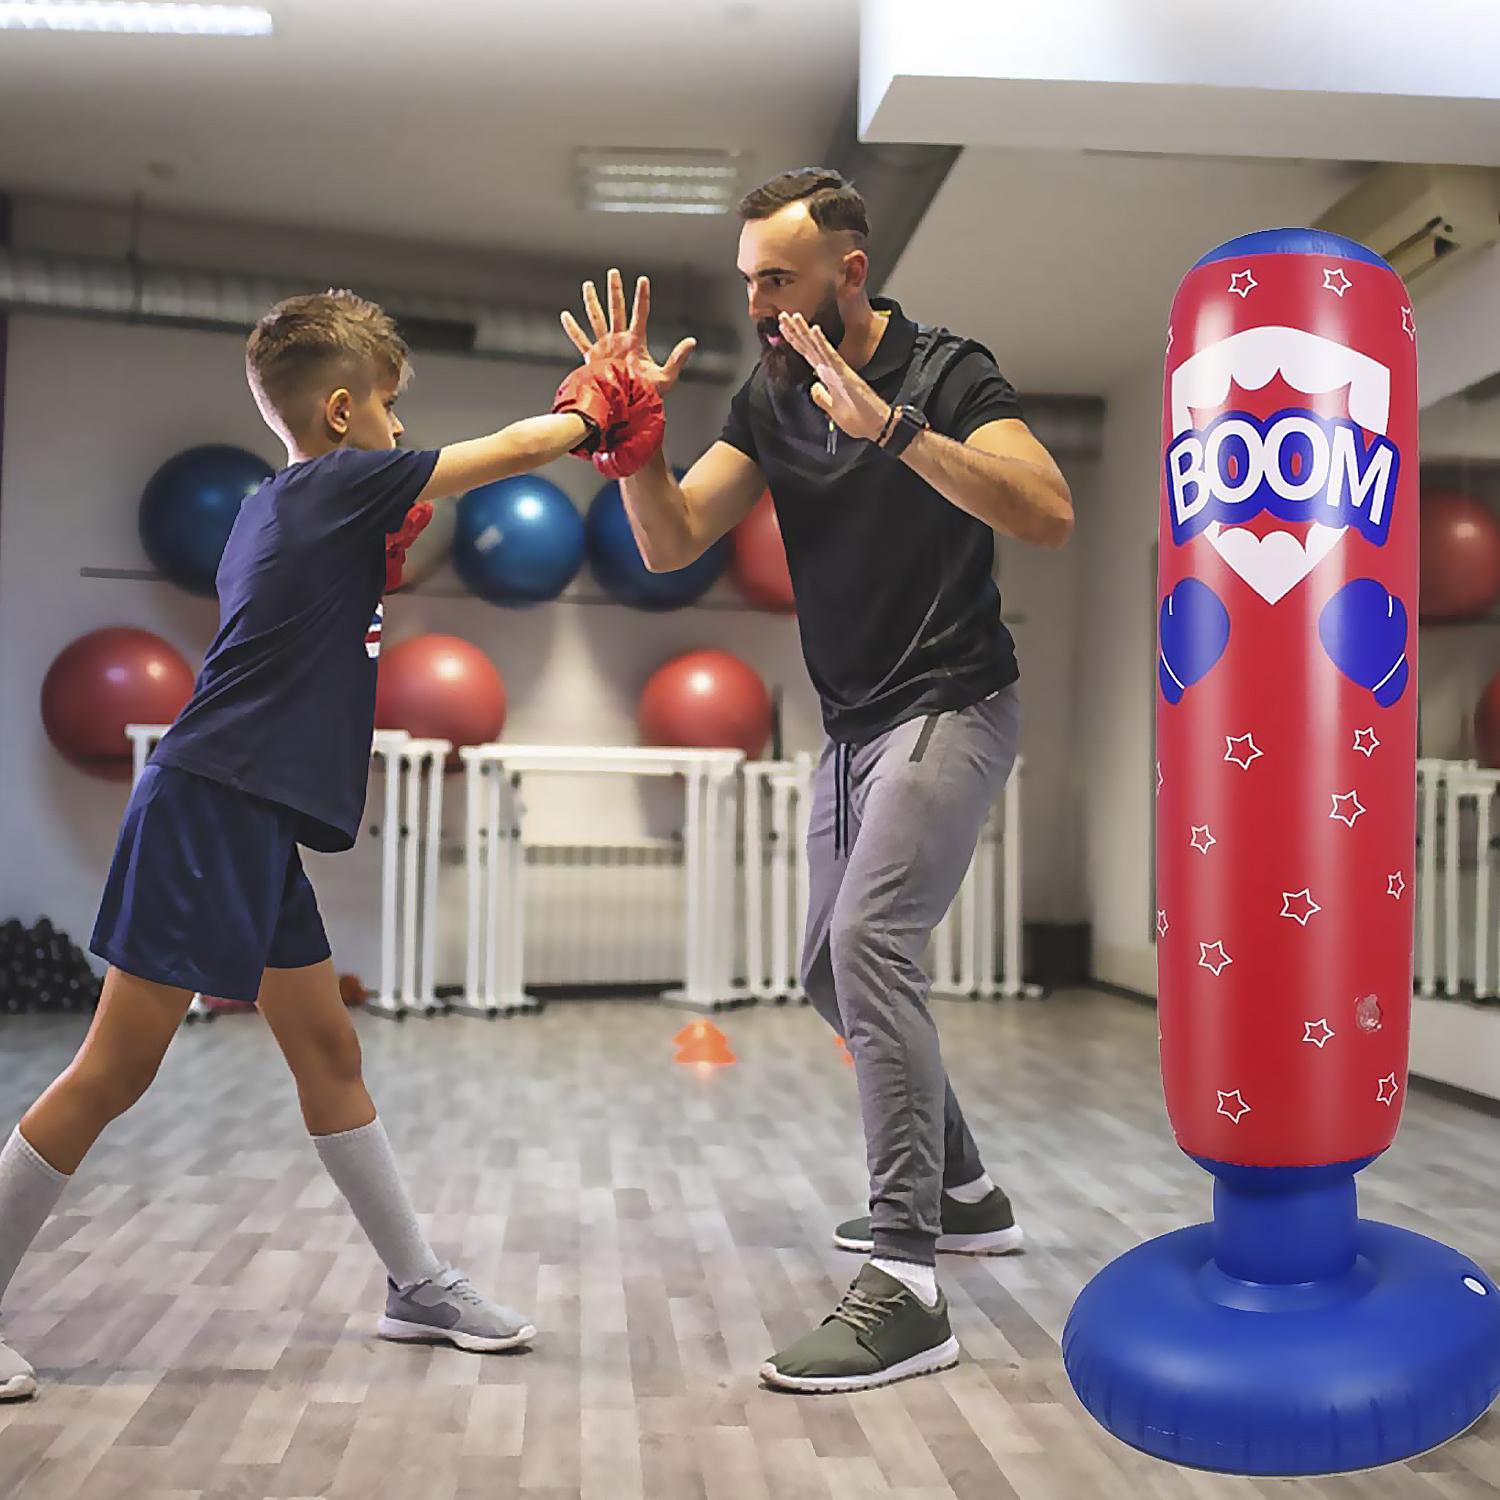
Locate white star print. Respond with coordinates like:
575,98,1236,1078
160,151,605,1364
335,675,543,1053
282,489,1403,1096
1377,1073,1401,1106
1330,791,1366,827
1401,306,1416,340
1224,733,1263,770
1280,889,1322,926
1156,760,1163,795
1229,270,1258,299
1166,326,1174,353
1156,909,1170,938
1190,825,1217,855
1387,872,1406,900
1353,727,1380,757
1199,941,1233,976
1217,1089,1251,1123
1322,268,1352,297
1303,1019,1335,1049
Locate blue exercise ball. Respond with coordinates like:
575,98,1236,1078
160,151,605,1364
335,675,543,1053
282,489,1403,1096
138,444,274,596
454,475,585,606
586,473,730,610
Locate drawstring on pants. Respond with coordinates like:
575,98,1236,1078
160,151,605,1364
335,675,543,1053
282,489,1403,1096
833,742,853,861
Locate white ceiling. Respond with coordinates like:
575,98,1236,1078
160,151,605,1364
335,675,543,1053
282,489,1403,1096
0,0,860,263
860,0,1500,166
886,148,1364,394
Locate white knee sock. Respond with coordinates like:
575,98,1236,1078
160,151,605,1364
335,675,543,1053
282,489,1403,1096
0,1128,70,1307
312,1118,443,1289
945,1172,995,1204
872,1257,938,1307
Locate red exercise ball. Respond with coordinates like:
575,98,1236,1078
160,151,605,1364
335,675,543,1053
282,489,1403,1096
1419,491,1500,620
1476,669,1500,769
731,491,795,613
639,648,772,759
41,627,195,779
375,634,506,754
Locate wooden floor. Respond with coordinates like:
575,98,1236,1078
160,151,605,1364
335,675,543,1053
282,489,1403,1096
0,989,1496,1500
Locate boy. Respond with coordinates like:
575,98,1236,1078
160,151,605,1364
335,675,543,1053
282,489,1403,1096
0,289,658,1400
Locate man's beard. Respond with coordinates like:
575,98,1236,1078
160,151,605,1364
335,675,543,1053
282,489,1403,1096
758,285,847,392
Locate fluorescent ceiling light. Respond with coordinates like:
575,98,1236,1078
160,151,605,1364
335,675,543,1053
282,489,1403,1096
576,149,744,217
0,2,273,34
593,202,733,216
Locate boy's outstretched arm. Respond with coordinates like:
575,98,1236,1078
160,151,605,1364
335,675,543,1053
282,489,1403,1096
416,412,596,506
386,361,660,591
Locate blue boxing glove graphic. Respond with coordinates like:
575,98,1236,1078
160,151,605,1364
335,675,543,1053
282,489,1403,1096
1159,578,1231,705
1317,578,1409,707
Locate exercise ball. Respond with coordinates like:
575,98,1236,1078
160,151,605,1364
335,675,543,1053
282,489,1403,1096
1419,491,1500,620
587,474,730,610
389,498,456,592
374,634,506,753
1477,669,1500,769
139,445,273,596
638,649,772,759
731,491,795,612
454,476,584,606
41,627,195,780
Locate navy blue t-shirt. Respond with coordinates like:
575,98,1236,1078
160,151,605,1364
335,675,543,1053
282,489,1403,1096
153,446,439,852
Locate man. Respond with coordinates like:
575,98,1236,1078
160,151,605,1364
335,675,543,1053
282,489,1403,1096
562,168,1072,1392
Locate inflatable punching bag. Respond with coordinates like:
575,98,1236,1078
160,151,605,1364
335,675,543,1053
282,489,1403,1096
1063,229,1500,1476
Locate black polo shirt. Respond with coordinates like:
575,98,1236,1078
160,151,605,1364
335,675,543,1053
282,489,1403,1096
720,297,1023,743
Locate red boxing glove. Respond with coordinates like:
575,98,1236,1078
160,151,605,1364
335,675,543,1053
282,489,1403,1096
553,360,665,480
385,499,433,592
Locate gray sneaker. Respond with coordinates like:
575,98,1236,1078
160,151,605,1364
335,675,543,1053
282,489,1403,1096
833,1186,1025,1256
377,1267,535,1352
0,1330,36,1401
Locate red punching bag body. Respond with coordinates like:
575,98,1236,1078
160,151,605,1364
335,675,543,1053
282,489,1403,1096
1156,243,1418,1167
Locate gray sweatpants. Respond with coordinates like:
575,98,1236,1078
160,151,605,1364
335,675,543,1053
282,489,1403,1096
800,684,1021,1266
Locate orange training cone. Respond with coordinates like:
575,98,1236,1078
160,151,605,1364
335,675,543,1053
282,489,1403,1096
673,1020,736,1066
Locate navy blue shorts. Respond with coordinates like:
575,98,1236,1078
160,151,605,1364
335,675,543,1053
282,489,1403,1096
91,764,332,1002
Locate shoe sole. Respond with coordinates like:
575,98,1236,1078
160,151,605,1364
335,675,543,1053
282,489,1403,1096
760,1335,961,1394
832,1225,1027,1257
0,1372,36,1401
376,1316,536,1353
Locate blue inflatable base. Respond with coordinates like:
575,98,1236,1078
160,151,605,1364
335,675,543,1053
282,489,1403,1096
1063,1219,1500,1475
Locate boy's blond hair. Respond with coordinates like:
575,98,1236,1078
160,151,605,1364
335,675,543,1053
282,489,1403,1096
246,289,410,437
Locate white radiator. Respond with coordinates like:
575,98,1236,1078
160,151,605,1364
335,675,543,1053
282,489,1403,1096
522,842,687,986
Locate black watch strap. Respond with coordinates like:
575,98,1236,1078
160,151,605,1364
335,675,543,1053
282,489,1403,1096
882,404,928,457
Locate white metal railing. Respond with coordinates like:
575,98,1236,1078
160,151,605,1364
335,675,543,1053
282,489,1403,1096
368,731,450,1018
459,745,744,1015
123,728,1040,1014
1416,757,1500,1002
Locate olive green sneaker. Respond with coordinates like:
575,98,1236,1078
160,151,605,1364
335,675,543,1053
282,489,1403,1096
759,1263,960,1393
833,1185,1025,1256
0,1330,35,1401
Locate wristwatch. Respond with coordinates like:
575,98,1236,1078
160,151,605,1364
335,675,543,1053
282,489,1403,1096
880,403,929,456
